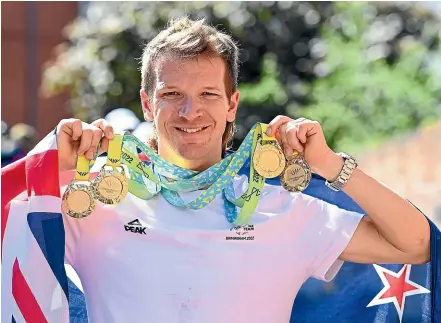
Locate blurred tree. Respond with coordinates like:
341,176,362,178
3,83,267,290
42,1,441,152
299,2,441,152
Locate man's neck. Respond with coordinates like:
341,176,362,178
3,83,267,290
158,144,222,172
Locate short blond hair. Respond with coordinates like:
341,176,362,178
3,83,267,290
140,17,240,155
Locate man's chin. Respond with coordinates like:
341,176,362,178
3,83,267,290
176,146,210,160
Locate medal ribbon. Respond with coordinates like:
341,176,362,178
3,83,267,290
75,155,91,181
90,123,279,225
106,134,123,167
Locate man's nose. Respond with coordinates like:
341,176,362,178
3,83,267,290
178,98,202,120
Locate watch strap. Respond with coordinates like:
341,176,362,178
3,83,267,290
325,152,357,191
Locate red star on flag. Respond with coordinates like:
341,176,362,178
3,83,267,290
367,264,430,322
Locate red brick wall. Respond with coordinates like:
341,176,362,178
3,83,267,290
357,121,441,225
1,1,78,139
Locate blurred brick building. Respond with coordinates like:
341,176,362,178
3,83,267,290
357,121,441,225
1,1,78,139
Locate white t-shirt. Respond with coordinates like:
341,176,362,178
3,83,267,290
63,174,363,323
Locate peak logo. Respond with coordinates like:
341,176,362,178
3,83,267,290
124,219,147,235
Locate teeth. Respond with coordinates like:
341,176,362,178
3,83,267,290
179,127,203,133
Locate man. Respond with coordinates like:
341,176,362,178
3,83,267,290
2,18,431,322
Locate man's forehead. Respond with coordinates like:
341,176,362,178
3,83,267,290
154,56,226,82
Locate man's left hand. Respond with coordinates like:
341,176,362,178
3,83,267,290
266,115,342,179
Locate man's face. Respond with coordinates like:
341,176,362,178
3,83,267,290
141,55,239,161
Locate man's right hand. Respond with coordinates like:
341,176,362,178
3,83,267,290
56,118,115,171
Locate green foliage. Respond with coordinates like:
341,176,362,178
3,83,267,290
299,2,441,153
238,53,287,106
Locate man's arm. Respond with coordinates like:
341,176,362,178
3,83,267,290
319,153,430,264
266,115,431,265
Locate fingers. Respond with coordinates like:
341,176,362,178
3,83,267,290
71,119,83,141
76,127,94,157
98,137,109,156
296,120,315,144
266,115,291,136
268,116,307,155
91,118,114,157
92,118,114,140
85,128,103,160
277,123,293,156
285,122,304,154
76,119,113,160
296,123,308,144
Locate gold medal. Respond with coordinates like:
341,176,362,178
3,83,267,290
280,153,311,192
62,155,96,218
93,166,129,204
253,141,286,178
61,181,96,218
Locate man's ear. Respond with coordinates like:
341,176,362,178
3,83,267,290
227,90,240,122
140,90,154,121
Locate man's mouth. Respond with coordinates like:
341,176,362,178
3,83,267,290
176,126,209,134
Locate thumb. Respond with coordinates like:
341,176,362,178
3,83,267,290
266,125,273,136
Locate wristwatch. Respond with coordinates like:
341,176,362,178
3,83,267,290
325,152,358,191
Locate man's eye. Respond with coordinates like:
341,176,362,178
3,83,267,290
164,91,179,96
202,92,217,96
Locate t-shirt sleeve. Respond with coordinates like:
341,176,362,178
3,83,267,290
292,194,364,282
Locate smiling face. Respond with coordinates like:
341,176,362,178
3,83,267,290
141,55,239,168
